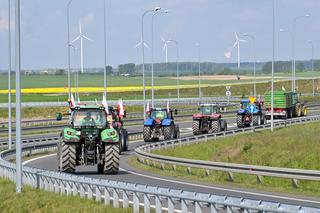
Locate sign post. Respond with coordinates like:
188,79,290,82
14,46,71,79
225,86,231,104
248,97,257,129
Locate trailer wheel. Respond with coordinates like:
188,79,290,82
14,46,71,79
104,144,119,174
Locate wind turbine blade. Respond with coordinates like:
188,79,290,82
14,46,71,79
234,32,239,41
232,41,238,49
160,36,166,43
134,42,141,48
143,42,150,49
163,43,167,51
239,39,247,43
83,35,93,42
70,36,81,44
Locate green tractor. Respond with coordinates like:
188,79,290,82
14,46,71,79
57,105,127,174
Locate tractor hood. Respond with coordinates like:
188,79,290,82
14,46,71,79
101,129,119,143
237,109,246,114
62,128,80,142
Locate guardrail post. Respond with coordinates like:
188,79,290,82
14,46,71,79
181,199,188,213
227,172,234,182
144,193,150,213
66,182,72,196
292,179,299,188
113,189,119,208
96,186,101,202
205,169,210,176
160,163,165,170
167,197,175,213
210,203,218,213
72,182,78,196
195,201,202,213
88,185,93,199
155,195,162,213
172,165,176,171
187,167,192,175
80,183,85,198
133,192,140,213
256,175,263,184
104,187,111,206
122,190,129,208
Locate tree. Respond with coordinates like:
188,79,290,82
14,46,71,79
105,65,113,75
118,63,136,74
55,69,66,75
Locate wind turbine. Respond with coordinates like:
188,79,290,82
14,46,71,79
70,22,93,73
134,37,149,49
225,32,246,69
161,36,169,63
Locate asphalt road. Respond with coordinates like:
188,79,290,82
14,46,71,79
24,112,320,208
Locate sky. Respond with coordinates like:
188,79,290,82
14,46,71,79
0,0,319,70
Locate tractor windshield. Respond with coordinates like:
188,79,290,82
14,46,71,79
200,105,218,115
240,101,250,110
151,110,167,120
72,109,107,128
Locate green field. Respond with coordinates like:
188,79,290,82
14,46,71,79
132,122,320,197
0,178,130,213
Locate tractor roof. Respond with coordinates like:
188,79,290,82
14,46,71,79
240,99,250,103
71,105,106,110
151,108,170,111
199,103,218,106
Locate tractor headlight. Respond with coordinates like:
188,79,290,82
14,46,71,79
108,130,116,137
66,131,75,136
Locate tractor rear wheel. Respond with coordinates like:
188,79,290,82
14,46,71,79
294,103,302,117
192,121,200,135
220,120,227,131
173,125,180,139
252,115,260,126
237,115,244,128
97,163,104,174
163,126,173,140
119,128,129,153
103,144,119,174
60,142,76,173
143,126,152,142
210,121,220,133
301,106,307,116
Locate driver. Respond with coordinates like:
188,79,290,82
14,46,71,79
82,112,96,126
155,111,164,120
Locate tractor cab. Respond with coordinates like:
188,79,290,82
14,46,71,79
239,99,250,110
70,106,108,129
199,104,220,115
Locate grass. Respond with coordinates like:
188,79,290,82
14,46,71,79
0,178,131,213
131,122,320,197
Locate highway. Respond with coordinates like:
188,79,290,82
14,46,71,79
24,109,320,208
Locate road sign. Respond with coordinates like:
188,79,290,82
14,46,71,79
249,96,256,104
225,85,231,91
247,104,257,113
226,91,231,97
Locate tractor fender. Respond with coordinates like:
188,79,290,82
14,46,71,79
237,109,245,115
162,118,173,126
144,118,154,126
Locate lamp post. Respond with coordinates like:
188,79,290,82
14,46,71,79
279,28,294,91
309,40,315,96
271,0,275,132
66,0,73,99
15,0,22,193
103,0,107,98
196,43,201,100
141,7,161,119
293,14,310,91
8,0,12,149
243,33,257,97
168,39,180,102
69,44,77,99
151,10,168,108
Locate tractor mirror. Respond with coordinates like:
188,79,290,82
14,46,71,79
56,112,63,121
174,109,178,115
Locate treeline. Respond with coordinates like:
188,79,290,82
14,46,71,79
262,60,318,73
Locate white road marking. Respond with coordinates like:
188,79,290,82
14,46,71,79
22,153,56,165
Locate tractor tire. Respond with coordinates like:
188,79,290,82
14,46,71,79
163,126,173,140
60,142,76,173
301,106,307,116
261,115,266,125
252,115,260,126
192,121,200,135
237,115,244,128
210,121,220,133
294,103,302,117
119,129,129,153
97,163,104,174
173,125,180,139
143,126,152,142
104,144,119,174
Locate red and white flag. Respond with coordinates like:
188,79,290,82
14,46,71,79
118,99,125,118
146,101,150,113
166,100,170,112
77,97,81,105
102,95,109,114
69,93,76,107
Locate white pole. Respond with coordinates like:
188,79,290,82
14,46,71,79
15,0,22,193
271,0,275,132
103,0,107,98
67,0,73,99
8,0,12,150
80,24,84,74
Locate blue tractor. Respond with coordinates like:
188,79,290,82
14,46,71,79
143,108,180,142
236,99,266,128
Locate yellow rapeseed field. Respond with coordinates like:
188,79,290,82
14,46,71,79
0,85,210,94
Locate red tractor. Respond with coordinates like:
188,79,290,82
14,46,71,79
192,104,227,135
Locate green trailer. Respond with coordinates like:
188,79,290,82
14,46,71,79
264,91,307,119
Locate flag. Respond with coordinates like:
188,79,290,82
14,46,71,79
118,99,125,118
166,100,170,112
69,93,75,107
102,95,109,114
77,97,81,105
146,101,150,113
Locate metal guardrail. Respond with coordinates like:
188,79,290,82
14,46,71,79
1,143,319,212
0,96,240,108
136,115,320,187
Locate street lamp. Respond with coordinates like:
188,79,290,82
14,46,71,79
15,0,22,193
308,40,314,72
279,28,294,91
243,33,257,97
69,44,77,99
293,14,310,91
141,7,161,119
66,0,73,99
196,43,201,100
151,9,169,108
168,39,180,101
7,0,12,149
271,0,275,132
103,0,107,98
